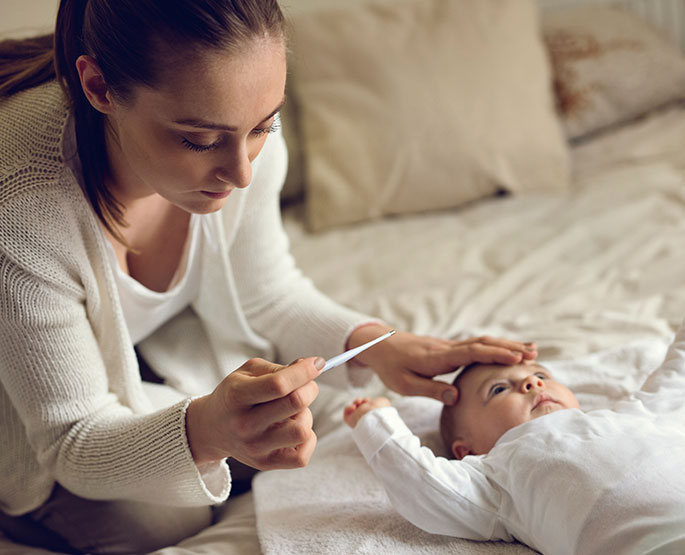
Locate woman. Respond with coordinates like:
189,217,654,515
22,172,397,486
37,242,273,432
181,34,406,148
0,0,537,552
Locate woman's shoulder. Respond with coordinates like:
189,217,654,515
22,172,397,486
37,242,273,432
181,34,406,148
0,80,71,200
0,83,96,279
0,80,84,223
0,79,68,133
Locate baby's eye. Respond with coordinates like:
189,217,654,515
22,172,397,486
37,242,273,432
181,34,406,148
490,384,507,396
536,372,548,380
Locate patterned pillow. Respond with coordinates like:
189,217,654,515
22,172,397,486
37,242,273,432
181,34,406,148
542,5,685,140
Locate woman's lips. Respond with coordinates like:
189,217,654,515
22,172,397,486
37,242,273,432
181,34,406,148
201,190,232,200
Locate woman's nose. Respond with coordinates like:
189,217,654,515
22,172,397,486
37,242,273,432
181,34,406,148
521,375,544,392
216,147,252,189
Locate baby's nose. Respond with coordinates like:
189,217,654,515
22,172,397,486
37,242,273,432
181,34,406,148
523,376,544,391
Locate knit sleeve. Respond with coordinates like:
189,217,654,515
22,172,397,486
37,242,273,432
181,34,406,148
0,184,229,508
229,128,377,379
351,407,512,542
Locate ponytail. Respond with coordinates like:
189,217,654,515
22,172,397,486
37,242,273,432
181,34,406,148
54,0,125,239
0,34,55,97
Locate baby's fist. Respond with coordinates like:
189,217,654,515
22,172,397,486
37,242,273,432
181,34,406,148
343,397,391,428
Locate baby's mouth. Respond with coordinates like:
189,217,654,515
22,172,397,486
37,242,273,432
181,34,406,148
532,394,558,412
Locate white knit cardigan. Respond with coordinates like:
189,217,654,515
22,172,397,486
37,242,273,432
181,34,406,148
0,82,371,516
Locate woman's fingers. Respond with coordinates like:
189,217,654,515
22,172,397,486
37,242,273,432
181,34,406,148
228,357,323,406
385,368,459,404
435,338,537,369
188,356,324,469
249,379,319,428
458,336,537,357
236,410,317,470
260,408,315,452
262,429,318,470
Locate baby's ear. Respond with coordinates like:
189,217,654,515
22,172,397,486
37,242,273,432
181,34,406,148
451,439,473,460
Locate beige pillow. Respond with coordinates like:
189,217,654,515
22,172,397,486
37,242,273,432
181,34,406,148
287,0,569,231
542,6,685,141
279,95,305,203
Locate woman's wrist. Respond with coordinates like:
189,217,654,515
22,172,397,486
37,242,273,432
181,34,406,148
186,395,226,465
347,322,396,368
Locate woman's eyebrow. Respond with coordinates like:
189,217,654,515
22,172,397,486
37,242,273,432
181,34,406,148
173,96,286,131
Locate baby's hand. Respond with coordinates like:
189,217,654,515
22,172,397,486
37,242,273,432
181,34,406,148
343,397,391,428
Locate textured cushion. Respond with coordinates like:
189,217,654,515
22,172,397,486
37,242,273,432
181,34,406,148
286,0,569,231
542,5,685,140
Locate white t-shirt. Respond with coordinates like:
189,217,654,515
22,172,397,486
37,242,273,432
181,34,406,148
105,214,203,345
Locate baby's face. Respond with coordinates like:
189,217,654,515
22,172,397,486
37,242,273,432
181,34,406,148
453,362,579,457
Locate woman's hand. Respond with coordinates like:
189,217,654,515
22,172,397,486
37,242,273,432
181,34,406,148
348,325,537,405
185,357,324,469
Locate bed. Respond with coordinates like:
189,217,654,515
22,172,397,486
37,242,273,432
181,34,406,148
1,0,685,553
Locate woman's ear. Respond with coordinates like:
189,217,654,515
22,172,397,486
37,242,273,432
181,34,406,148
75,55,115,115
451,439,473,460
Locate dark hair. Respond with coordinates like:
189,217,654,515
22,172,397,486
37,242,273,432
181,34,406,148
0,34,55,96
439,365,475,458
1,0,285,240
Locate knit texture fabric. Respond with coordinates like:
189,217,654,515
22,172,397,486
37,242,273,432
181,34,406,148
0,82,371,515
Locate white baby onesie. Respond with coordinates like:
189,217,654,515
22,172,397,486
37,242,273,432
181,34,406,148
352,321,685,555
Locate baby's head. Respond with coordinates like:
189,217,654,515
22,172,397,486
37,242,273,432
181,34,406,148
440,360,579,459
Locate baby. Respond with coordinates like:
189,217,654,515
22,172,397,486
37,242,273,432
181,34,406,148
344,326,685,555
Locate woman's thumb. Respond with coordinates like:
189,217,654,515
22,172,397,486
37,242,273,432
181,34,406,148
440,385,458,406
404,374,458,405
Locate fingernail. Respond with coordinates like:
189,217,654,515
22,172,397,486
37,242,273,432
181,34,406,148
442,389,457,405
313,357,325,371
525,343,537,352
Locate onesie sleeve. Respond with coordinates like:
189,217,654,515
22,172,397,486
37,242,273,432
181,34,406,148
351,407,513,542
635,318,685,413
229,128,377,386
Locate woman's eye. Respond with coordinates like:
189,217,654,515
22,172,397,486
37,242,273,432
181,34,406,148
252,115,282,137
181,137,220,152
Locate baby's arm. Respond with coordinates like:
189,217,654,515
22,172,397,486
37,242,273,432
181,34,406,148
636,319,685,412
343,396,391,428
344,399,512,542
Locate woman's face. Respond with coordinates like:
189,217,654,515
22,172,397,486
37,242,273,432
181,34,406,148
104,36,287,213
